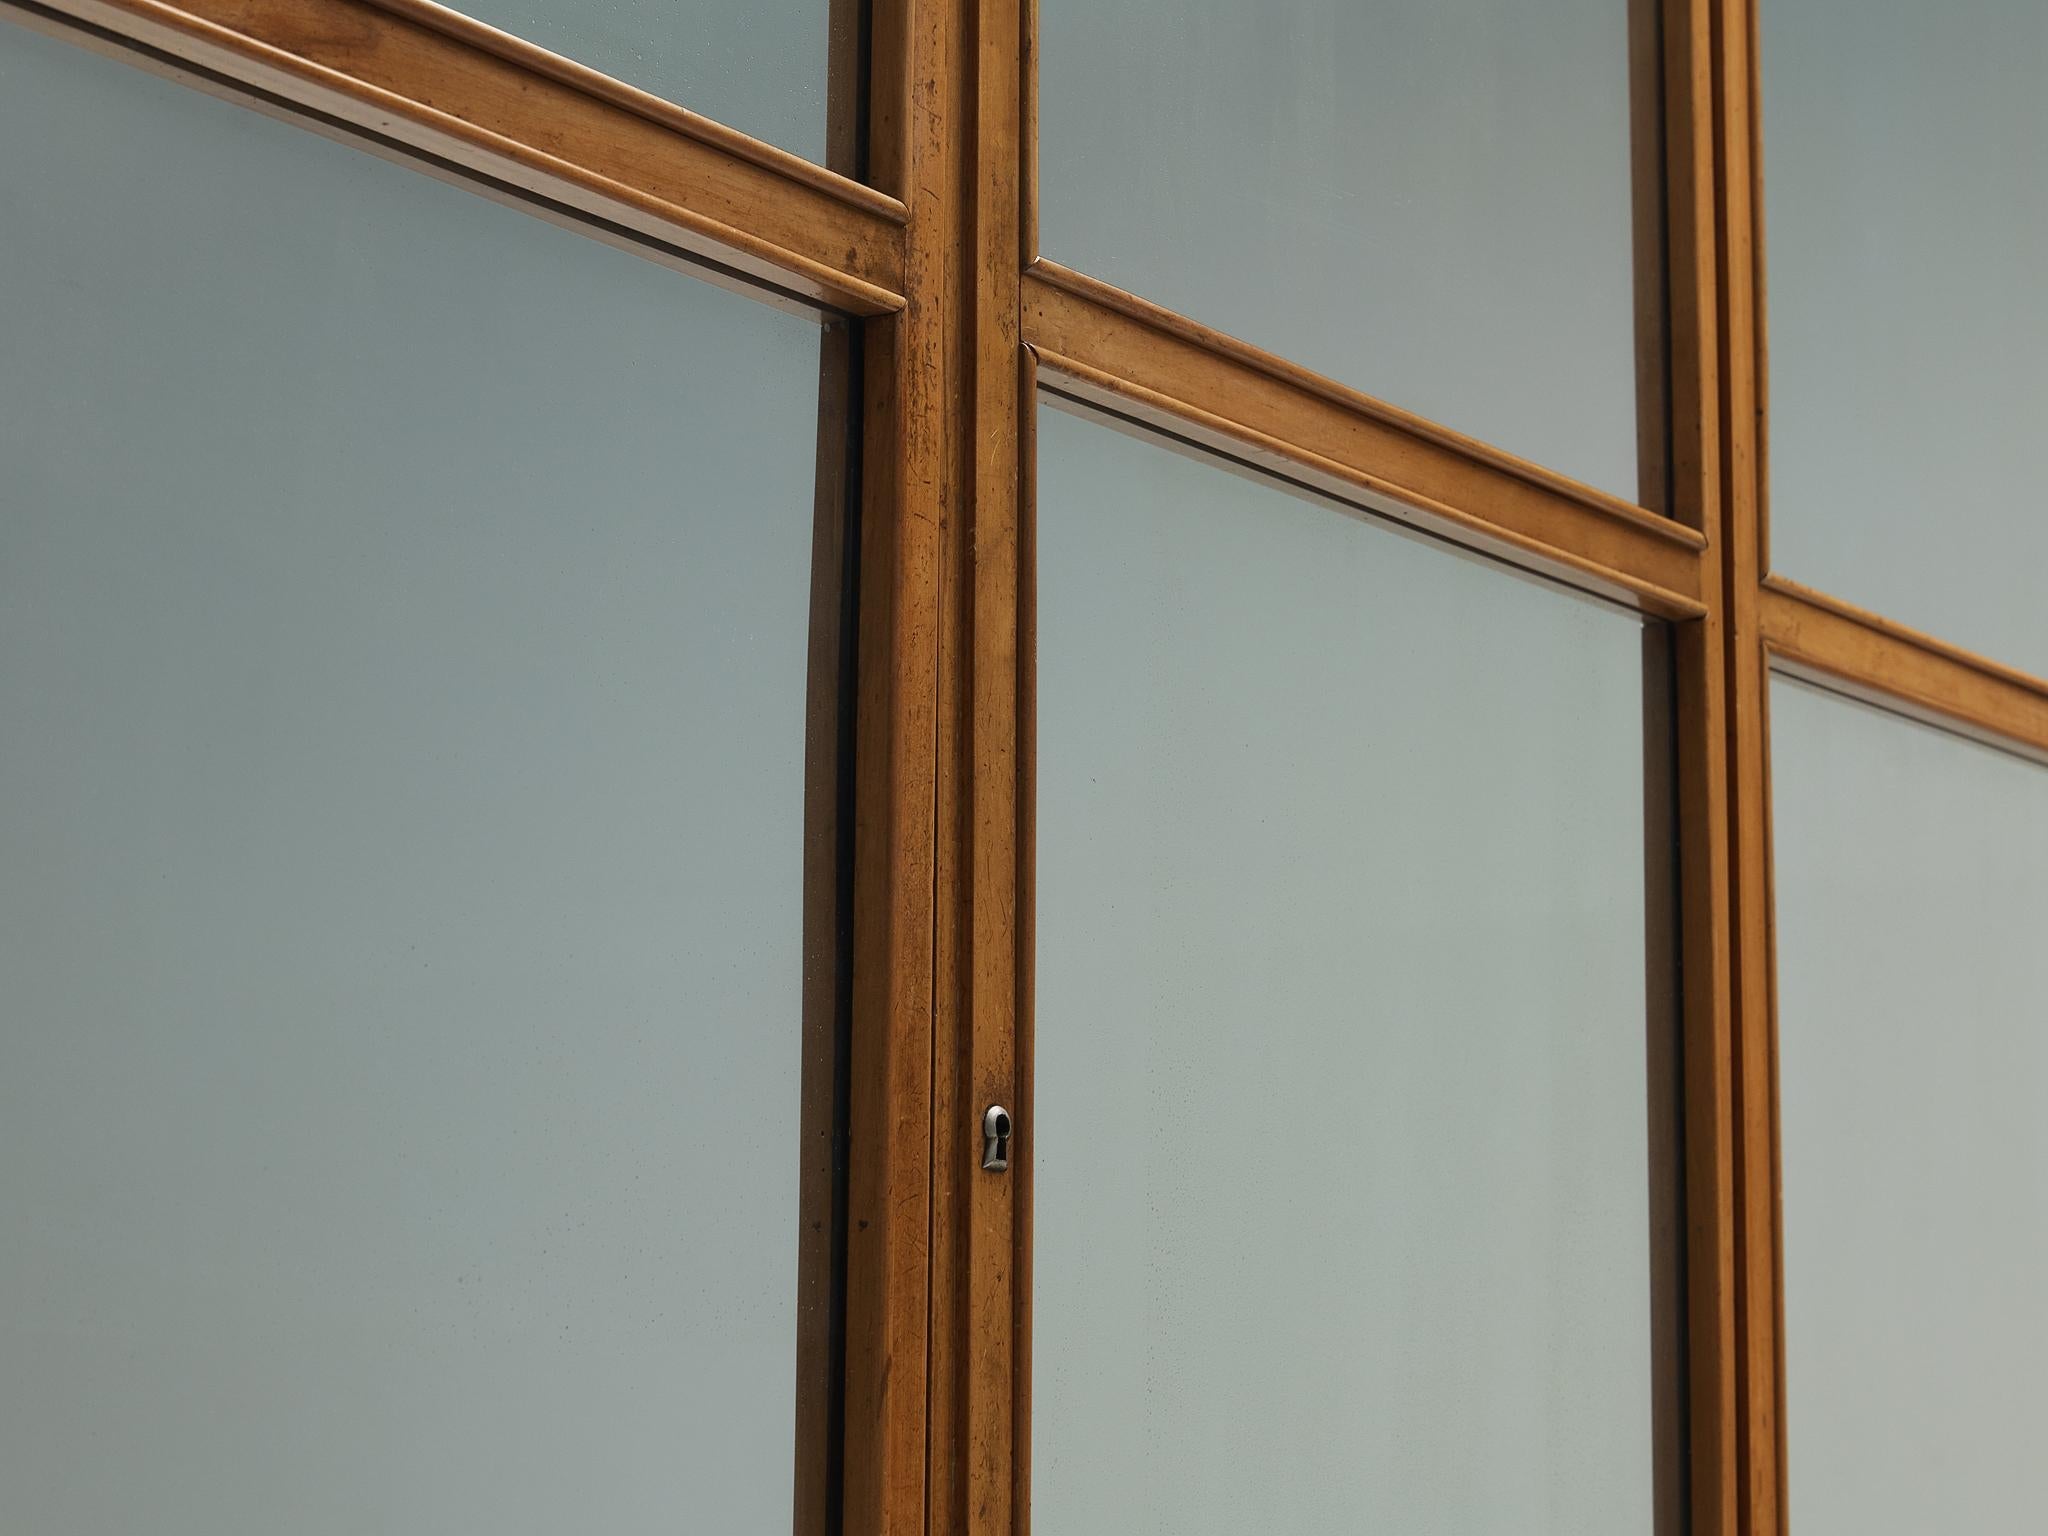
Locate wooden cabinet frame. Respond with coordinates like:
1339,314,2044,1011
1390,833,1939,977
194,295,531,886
8,0,2044,1531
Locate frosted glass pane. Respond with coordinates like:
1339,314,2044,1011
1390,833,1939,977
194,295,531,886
0,24,826,1534
1033,406,1675,1534
449,0,838,164
1762,0,2048,674
1039,0,1645,501
1771,679,2048,1534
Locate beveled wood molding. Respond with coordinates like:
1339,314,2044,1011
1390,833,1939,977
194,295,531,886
365,0,902,213
1023,261,1709,619
1656,4,1740,1532
834,0,957,1529
13,0,908,313
1760,578,2048,761
1706,0,1784,1520
1662,0,1720,542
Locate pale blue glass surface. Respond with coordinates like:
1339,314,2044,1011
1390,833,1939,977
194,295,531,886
1762,0,2048,673
1040,0,1644,500
1033,403,1669,1534
1773,678,2048,1534
0,22,824,1532
451,0,838,164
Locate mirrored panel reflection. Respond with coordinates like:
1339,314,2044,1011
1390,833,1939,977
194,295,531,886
1762,0,2048,673
1772,678,2048,1534
1039,0,1650,503
0,22,831,1533
1033,402,1681,1534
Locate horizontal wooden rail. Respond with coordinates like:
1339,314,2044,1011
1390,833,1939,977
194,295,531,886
1761,577,2048,760
1023,260,1709,619
11,0,907,313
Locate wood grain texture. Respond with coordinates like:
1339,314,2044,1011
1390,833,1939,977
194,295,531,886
1663,0,1720,541
833,0,955,1529
33,0,2048,1529
794,323,859,1536
1760,580,2048,761
1673,615,1740,1536
16,0,907,311
1010,9,1040,1531
899,0,969,1525
838,325,939,1536
1641,630,1688,1536
792,38,864,1536
1660,1,1739,1533
1011,357,1037,1536
1742,0,1776,582
1630,0,1672,516
1018,0,1038,266
963,0,1025,1507
1023,262,1709,619
931,0,1028,1527
837,293,944,1536
1709,0,1784,1527
1019,6,1048,1523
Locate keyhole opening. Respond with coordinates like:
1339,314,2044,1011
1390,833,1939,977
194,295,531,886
982,1105,1012,1172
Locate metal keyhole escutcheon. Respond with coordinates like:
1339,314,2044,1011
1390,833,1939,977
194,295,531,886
982,1105,1011,1172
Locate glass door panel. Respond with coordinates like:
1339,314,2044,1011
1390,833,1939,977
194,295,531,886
0,24,838,1533
1032,404,1681,1534
1772,678,2048,1533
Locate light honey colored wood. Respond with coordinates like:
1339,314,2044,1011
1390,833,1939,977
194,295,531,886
794,322,858,1536
839,310,940,1536
1630,0,1672,516
1660,0,1741,1527
1761,580,2048,762
1023,262,1710,619
834,0,957,1531
1710,0,1784,1528
897,0,970,1526
13,0,906,311
1664,0,1720,543
1011,355,1038,1536
22,0,2048,1529
1641,631,1689,1536
927,0,1028,1528
791,30,865,1532
1674,614,1742,1536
